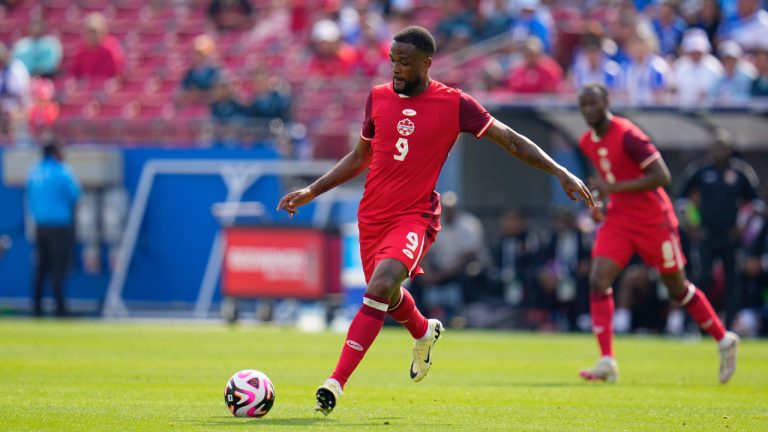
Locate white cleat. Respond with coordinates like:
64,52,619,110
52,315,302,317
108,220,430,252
718,331,740,384
579,356,619,383
410,319,444,382
315,378,343,416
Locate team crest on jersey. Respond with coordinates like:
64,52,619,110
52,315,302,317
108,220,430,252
397,118,415,136
402,108,417,116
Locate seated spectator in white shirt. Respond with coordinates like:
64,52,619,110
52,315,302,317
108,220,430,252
0,42,31,143
724,0,768,52
620,33,671,106
710,40,756,105
671,28,724,107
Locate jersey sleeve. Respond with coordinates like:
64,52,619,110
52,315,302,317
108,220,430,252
459,92,495,139
360,91,374,141
623,128,660,169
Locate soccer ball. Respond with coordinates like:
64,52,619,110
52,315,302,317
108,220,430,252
224,369,276,418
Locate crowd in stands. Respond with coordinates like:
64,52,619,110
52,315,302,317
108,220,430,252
1,0,767,151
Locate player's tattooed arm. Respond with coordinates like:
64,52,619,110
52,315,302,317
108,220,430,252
277,138,372,215
485,121,596,208
591,158,671,195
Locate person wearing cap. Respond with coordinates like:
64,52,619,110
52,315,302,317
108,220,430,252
671,28,723,106
710,40,756,105
70,12,124,80
307,19,357,77
178,35,222,105
26,139,82,317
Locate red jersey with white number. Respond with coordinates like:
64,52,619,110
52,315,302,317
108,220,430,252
358,80,494,224
579,116,677,228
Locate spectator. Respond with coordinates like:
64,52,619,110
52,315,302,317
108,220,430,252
489,209,541,306
652,1,686,57
710,40,756,105
338,0,388,46
209,79,246,147
475,0,513,41
26,139,81,317
671,28,724,107
70,12,124,81
27,78,59,139
0,42,31,143
353,23,390,77
620,33,670,105
178,35,221,105
680,129,760,325
245,69,291,122
420,192,488,324
739,198,768,336
721,0,768,52
570,36,623,91
307,19,357,77
751,45,768,97
207,0,254,33
688,0,722,51
12,18,62,78
510,0,552,53
434,0,476,53
505,37,563,94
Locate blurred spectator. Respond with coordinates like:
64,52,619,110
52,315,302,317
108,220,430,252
207,0,254,33
510,0,553,53
570,36,623,91
245,69,291,122
353,23,390,77
475,0,513,41
671,28,724,106
421,192,488,324
721,0,768,52
620,33,670,105
307,19,357,77
751,46,768,97
0,0,21,13
480,40,523,90
210,79,246,147
652,1,686,57
489,209,541,308
688,0,722,51
680,129,760,325
709,40,756,105
533,207,592,330
27,139,81,317
338,0,388,46
27,78,59,139
739,198,767,336
435,0,476,53
70,12,124,81
178,35,221,105
0,42,31,143
505,37,563,93
12,18,62,78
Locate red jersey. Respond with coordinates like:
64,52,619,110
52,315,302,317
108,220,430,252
579,116,677,227
358,80,494,223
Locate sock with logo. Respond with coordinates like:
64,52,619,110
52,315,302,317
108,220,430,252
590,289,615,357
388,287,429,339
330,293,388,388
677,282,726,341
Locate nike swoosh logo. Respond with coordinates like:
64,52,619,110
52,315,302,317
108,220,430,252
424,346,432,364
409,362,418,379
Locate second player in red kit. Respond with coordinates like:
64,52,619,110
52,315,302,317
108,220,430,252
278,26,595,416
576,84,739,384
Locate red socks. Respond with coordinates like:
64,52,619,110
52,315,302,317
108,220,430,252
330,293,388,388
388,287,429,339
677,282,726,341
590,289,615,357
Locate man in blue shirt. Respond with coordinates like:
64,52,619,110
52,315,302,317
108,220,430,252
27,139,81,317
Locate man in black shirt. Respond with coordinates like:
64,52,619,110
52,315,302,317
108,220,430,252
680,129,760,325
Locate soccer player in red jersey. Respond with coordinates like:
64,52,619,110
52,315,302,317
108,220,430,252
278,27,595,415
576,83,740,384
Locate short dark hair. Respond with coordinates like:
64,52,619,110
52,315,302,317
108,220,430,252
42,138,61,158
579,83,609,100
393,26,436,56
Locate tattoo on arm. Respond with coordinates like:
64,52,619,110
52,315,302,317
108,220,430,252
485,122,563,176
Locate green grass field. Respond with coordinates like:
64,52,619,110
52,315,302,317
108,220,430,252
1,320,766,431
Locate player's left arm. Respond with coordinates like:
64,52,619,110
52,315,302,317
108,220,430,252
484,121,595,207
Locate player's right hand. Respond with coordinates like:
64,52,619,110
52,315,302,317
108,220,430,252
277,187,316,217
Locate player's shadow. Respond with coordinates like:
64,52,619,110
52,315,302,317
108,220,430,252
199,417,328,427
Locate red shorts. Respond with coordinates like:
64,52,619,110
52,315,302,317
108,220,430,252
359,215,440,284
592,218,686,274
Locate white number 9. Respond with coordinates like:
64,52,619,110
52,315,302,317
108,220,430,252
394,138,409,161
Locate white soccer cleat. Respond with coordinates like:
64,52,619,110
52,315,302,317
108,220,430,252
579,356,619,383
718,331,739,384
315,378,343,416
410,319,444,382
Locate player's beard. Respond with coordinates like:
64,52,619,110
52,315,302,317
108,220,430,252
393,76,422,95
